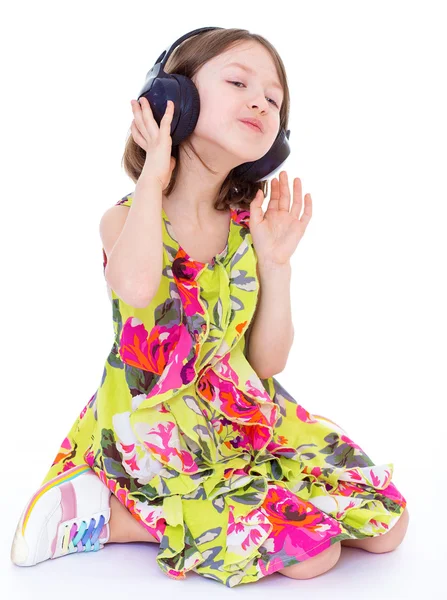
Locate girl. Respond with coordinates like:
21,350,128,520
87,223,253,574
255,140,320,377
10,27,408,588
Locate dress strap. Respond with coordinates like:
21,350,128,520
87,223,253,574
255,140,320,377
115,192,134,208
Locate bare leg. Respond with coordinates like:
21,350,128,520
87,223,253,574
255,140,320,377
107,494,158,544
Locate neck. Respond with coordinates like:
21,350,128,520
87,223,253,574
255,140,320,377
163,140,241,225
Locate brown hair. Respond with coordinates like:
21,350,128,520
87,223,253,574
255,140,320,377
122,28,290,212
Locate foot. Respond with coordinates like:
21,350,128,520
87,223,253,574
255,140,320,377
11,464,111,567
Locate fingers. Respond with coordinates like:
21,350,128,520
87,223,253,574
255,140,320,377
249,189,265,226
288,177,302,220
133,96,159,138
278,171,291,211
162,99,174,117
160,100,175,132
268,177,280,211
130,100,148,146
130,119,147,150
131,97,174,141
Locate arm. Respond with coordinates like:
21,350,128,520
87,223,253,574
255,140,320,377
246,260,294,379
100,171,164,308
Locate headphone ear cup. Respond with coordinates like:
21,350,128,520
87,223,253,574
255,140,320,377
233,128,291,183
169,74,200,146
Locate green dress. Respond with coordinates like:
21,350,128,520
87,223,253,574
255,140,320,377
40,191,407,587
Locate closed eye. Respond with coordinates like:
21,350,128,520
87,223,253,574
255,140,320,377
229,81,279,108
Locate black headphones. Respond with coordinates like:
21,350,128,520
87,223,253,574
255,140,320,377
136,26,291,183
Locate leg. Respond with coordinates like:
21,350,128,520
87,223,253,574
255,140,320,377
278,541,342,580
107,494,159,544
341,507,409,553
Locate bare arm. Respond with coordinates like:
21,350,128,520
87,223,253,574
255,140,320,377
100,170,164,308
246,261,294,379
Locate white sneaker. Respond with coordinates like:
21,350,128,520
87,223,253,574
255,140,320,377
11,464,112,567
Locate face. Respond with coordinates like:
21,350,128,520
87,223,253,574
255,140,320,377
189,41,284,164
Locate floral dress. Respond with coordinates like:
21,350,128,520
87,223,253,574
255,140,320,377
39,191,407,588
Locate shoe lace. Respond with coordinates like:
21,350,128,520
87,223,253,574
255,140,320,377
61,514,107,554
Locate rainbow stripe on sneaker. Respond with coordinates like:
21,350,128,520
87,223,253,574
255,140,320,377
21,464,91,537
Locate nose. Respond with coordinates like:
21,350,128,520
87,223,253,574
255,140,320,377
248,91,270,112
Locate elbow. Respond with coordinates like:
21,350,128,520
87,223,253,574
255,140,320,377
136,278,161,307
256,365,285,379
249,356,286,379
111,288,153,309
118,288,156,309
250,337,293,379
131,291,156,309
105,268,158,309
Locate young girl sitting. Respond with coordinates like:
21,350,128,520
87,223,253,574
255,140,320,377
10,26,408,588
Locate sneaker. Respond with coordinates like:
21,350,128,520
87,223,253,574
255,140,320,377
11,464,112,567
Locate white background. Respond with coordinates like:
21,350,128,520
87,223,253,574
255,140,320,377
1,0,445,597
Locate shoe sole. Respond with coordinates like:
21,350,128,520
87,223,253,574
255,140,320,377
11,464,92,566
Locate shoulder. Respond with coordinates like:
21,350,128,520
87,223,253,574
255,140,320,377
99,192,134,237
99,193,134,260
99,195,132,236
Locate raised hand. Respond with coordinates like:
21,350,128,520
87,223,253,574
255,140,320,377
249,171,312,266
130,96,176,190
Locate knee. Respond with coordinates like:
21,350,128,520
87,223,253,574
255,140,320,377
278,541,341,580
365,506,410,554
362,508,410,554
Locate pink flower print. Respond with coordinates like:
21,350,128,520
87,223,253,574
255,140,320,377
342,464,393,489
296,404,320,423
265,435,297,458
113,484,138,513
84,449,94,467
199,369,273,428
214,352,240,384
177,279,204,316
310,466,323,477
232,207,250,229
239,421,272,452
61,461,76,473
245,378,275,403
79,395,94,420
259,484,343,558
337,480,369,496
120,442,139,472
340,434,363,450
144,327,199,399
133,419,199,474
51,436,73,466
119,317,190,374
380,480,407,507
198,369,277,452
171,253,207,317
226,505,272,559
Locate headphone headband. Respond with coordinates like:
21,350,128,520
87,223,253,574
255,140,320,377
154,27,224,71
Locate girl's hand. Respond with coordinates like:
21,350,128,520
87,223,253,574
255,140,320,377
130,97,176,190
249,171,312,267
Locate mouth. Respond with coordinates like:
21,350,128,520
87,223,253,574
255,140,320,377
238,119,263,133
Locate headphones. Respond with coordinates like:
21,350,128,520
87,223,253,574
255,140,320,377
136,26,291,183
